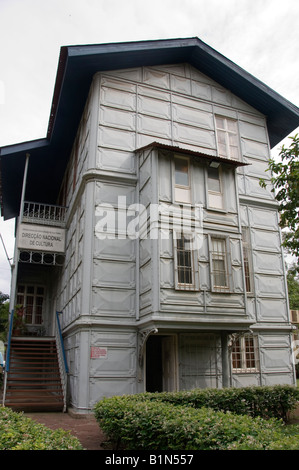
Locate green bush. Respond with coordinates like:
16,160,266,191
118,385,299,421
0,407,84,450
94,396,299,450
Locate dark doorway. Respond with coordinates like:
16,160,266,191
146,335,163,392
145,335,177,392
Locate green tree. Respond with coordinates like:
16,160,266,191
0,292,9,343
260,134,299,265
287,265,299,310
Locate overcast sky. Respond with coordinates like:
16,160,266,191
0,0,298,295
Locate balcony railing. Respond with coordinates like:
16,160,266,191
22,201,67,227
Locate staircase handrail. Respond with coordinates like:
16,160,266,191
55,311,69,412
2,309,14,406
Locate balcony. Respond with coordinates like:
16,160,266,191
17,201,67,265
22,201,67,228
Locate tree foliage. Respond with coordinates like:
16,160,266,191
287,264,299,310
260,134,299,264
0,292,9,343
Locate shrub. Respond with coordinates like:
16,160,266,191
118,385,299,421
94,396,298,450
0,407,84,450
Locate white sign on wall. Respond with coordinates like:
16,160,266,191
18,223,66,253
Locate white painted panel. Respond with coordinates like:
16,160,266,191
172,93,212,113
140,261,152,293
97,148,135,172
257,299,288,322
243,157,272,179
170,74,191,95
253,251,283,275
173,103,214,129
249,207,278,230
93,259,135,287
262,374,294,386
241,139,269,160
100,106,135,130
100,85,136,110
259,334,290,348
244,176,275,199
90,378,136,404
90,348,135,375
255,274,285,297
137,114,172,138
191,80,212,101
239,121,268,143
95,182,135,205
212,87,232,106
158,156,172,202
92,287,135,315
232,375,260,387
138,84,171,101
99,126,136,150
173,122,215,148
251,229,281,252
138,95,171,120
94,237,135,261
260,348,292,371
160,257,174,288
143,67,170,89
137,133,171,149
140,238,151,263
101,75,138,92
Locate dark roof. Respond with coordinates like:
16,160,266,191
1,37,299,220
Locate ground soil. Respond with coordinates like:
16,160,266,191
24,410,106,450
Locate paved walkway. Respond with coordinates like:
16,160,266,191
24,411,105,450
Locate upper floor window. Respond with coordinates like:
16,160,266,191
174,233,199,291
174,156,191,203
207,164,223,210
210,237,230,291
215,116,240,161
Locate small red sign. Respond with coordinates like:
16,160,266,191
90,346,108,359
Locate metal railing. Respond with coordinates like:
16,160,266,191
55,311,69,412
22,201,67,227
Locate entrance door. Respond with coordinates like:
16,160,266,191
146,335,177,392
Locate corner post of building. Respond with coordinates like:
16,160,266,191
221,331,230,388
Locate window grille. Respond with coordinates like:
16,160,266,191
210,237,230,291
215,116,240,161
232,334,259,373
18,250,65,266
174,233,198,290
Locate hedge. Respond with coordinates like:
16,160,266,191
0,407,84,450
116,385,299,421
94,386,299,450
94,395,299,450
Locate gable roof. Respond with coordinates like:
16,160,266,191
1,37,299,220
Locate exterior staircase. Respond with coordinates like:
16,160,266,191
4,337,64,411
